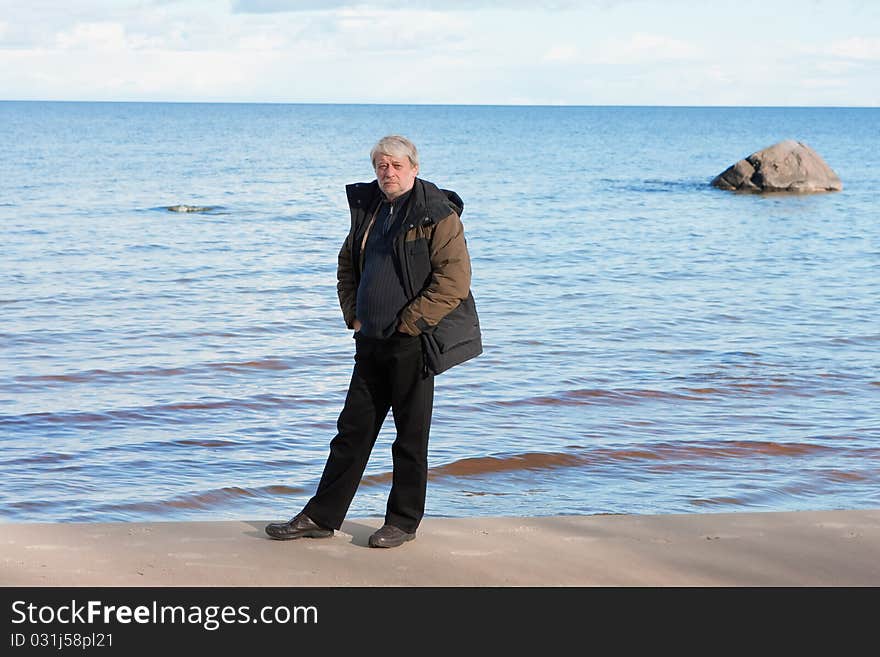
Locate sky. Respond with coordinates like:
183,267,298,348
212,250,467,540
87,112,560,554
0,0,878,106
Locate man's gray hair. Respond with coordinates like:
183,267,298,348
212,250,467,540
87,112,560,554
370,135,419,168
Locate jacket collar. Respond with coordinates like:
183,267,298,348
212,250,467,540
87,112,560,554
346,178,463,224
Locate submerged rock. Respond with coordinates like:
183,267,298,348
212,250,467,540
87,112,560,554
166,204,214,213
712,140,842,193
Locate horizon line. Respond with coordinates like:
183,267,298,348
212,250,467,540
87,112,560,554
1,99,877,110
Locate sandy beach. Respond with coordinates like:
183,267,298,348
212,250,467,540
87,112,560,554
3,508,879,586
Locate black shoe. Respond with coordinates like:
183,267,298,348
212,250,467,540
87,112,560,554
368,524,416,548
265,512,334,540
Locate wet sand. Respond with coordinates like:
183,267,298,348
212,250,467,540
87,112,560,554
3,509,879,586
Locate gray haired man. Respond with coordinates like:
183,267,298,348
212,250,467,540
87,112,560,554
267,135,481,547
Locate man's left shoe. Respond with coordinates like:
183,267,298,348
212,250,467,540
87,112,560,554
368,524,416,548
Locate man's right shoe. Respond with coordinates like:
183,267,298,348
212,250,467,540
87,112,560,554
265,512,334,540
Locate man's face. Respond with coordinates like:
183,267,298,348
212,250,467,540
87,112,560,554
374,153,418,200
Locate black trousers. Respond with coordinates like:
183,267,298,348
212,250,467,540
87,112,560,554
303,332,434,534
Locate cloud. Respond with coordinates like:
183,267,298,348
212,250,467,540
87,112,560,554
801,77,848,90
231,0,583,12
827,36,880,60
232,0,333,12
705,65,734,85
0,2,219,51
816,60,856,74
597,32,702,64
319,8,470,54
55,22,129,50
51,20,209,52
2,1,876,106
0,45,283,100
543,45,578,62
237,33,287,51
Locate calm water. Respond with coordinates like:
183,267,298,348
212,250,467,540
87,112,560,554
1,101,878,522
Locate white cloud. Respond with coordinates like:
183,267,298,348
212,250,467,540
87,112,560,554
0,1,876,105
0,46,282,100
543,45,578,62
705,65,733,84
816,60,856,74
801,77,848,89
231,0,582,12
55,22,128,50
53,20,190,51
324,8,469,54
597,32,702,64
827,36,880,60
237,33,287,51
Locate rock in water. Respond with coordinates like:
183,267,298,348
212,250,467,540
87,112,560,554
711,140,842,193
167,204,213,213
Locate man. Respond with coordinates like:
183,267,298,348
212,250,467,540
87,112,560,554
266,135,481,548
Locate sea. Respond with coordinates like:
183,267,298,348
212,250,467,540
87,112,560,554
1,101,878,523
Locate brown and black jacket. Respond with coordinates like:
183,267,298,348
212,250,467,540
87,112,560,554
337,177,482,375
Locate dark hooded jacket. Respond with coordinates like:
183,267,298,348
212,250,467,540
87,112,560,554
337,177,482,375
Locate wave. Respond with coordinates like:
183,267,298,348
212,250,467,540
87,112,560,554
6,439,872,520
489,374,854,408
1,451,76,466
596,177,709,194
355,439,863,487
5,482,308,519
91,484,307,515
0,393,332,429
12,357,295,387
795,334,880,347
490,388,704,408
